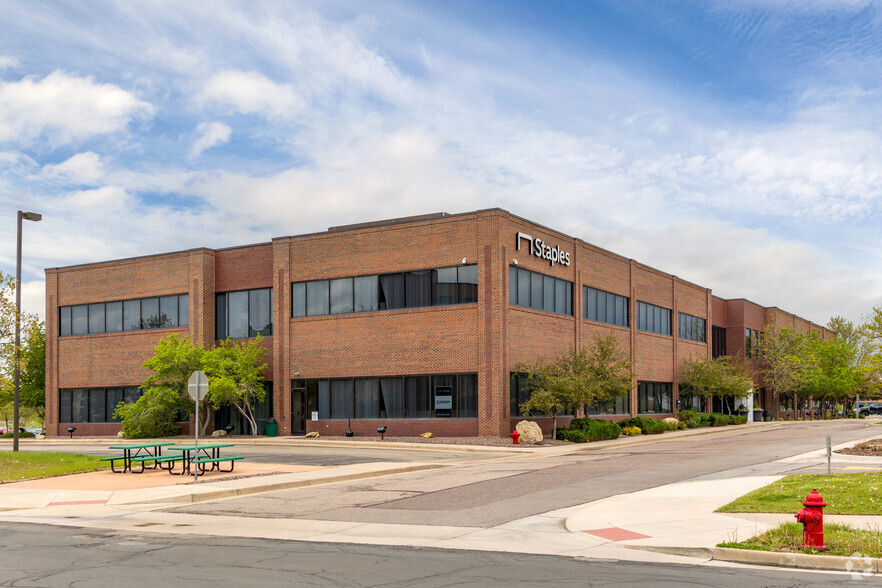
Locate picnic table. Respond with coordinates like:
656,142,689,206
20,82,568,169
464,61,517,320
166,443,243,475
104,442,177,473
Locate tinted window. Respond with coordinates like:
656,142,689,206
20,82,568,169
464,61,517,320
71,305,88,335
458,265,478,303
227,291,249,338
179,294,189,327
406,270,432,308
60,306,72,337
509,266,518,305
249,289,272,335
434,267,458,305
105,301,123,333
160,296,178,328
124,299,141,331
353,276,377,312
379,274,405,310
330,278,353,315
292,283,306,317
141,297,160,329
307,281,329,316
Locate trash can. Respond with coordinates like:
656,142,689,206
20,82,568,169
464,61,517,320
264,418,278,437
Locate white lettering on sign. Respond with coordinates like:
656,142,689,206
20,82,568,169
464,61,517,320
516,232,571,267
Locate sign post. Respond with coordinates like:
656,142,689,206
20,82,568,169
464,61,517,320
187,371,209,483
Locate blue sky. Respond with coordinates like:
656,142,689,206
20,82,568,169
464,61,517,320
1,0,880,325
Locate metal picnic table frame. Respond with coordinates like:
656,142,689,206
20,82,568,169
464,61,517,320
166,443,235,475
105,442,177,473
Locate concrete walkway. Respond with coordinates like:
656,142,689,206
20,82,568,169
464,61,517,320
1,423,880,575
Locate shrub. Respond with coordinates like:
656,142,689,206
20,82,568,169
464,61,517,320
617,416,668,435
685,416,703,428
115,387,184,438
677,409,697,422
566,418,622,441
557,428,588,443
708,413,730,426
621,426,641,436
677,421,687,430
730,415,747,425
0,431,36,438
697,414,711,427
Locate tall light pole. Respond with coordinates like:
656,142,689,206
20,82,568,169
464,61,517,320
14,210,41,452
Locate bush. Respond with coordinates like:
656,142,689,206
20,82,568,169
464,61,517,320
730,415,747,425
677,409,697,422
616,416,669,435
685,416,703,428
0,431,36,438
566,418,622,441
708,412,730,426
115,387,184,438
557,428,588,443
677,421,687,430
621,426,641,436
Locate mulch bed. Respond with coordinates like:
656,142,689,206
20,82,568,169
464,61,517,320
836,438,882,456
309,435,572,447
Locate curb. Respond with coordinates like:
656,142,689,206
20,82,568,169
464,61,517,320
113,463,442,506
713,547,880,574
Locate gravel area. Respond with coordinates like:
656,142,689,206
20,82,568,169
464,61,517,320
836,438,882,456
307,435,572,447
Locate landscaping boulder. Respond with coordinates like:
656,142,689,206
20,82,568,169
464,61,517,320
116,431,125,438
663,417,679,426
516,420,543,444
35,434,45,439
420,432,434,438
305,431,320,438
211,430,228,437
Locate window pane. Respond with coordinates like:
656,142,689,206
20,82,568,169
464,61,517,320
353,276,378,312
555,280,566,315
458,265,478,303
160,296,178,328
124,387,142,405
179,294,189,327
380,377,404,418
663,309,671,335
530,272,543,310
88,303,105,334
434,267,458,305
405,376,432,418
71,305,88,335
124,299,141,331
509,266,517,305
597,291,607,322
317,380,330,419
89,388,106,422
60,306,72,336
379,274,405,310
216,294,227,339
566,284,572,316
405,270,432,308
249,288,272,335
457,374,478,418
292,283,306,317
59,390,72,422
517,268,530,307
543,276,555,313
584,287,596,321
306,281,329,316
354,378,378,419
72,389,88,423
105,302,123,333
227,291,249,338
330,379,352,419
606,293,616,324
330,278,354,315
142,297,160,329
106,388,123,422
615,296,625,327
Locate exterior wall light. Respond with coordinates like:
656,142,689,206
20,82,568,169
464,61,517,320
377,425,387,440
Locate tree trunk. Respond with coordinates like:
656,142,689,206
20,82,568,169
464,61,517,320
552,415,557,440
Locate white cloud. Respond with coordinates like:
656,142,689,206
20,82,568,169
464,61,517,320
189,122,231,158
196,70,305,119
20,279,44,321
59,185,133,211
0,56,18,69
41,151,104,185
0,71,154,146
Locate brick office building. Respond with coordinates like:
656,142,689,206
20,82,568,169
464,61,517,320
44,209,831,437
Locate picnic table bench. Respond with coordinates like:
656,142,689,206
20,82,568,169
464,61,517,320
166,443,242,475
104,442,177,473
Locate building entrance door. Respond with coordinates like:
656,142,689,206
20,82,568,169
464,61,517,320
291,389,305,434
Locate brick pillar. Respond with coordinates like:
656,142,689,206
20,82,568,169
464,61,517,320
477,214,507,437
45,270,59,436
672,279,679,413
273,239,292,435
189,249,215,435
629,262,638,416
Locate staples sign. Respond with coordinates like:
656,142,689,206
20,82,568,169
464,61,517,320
516,232,571,267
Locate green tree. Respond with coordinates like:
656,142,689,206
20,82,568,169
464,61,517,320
578,333,633,410
18,322,45,429
138,334,209,434
115,387,185,438
860,307,882,398
678,354,753,412
517,357,572,439
206,337,268,435
757,321,812,417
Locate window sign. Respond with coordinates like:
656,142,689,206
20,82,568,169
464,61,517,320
311,411,318,421
434,386,453,417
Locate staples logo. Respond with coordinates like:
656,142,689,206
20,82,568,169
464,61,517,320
516,232,571,267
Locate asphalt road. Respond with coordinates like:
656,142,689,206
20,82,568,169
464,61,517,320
0,522,860,587
168,420,881,528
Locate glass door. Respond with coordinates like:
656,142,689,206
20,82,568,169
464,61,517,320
291,387,305,434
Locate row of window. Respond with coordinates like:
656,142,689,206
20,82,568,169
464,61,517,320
583,286,628,327
637,301,672,336
292,266,479,318
216,288,273,339
59,387,144,423
678,313,707,343
511,374,680,416
292,374,478,419
60,294,189,336
509,266,573,316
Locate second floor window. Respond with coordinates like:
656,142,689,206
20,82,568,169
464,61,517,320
216,288,272,339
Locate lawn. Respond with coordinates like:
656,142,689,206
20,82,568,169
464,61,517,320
719,522,882,558
717,472,882,515
0,452,107,482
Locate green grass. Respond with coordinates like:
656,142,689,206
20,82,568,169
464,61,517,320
0,452,107,482
717,472,882,515
719,522,882,558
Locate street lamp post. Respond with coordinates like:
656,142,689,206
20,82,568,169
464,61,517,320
14,210,41,452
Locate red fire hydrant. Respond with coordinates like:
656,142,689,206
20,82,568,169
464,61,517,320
510,430,520,444
795,488,826,550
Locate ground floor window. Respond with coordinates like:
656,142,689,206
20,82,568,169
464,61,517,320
779,394,794,411
214,382,273,434
637,381,672,414
677,388,706,413
509,373,582,417
293,374,477,419
587,392,630,416
59,387,143,423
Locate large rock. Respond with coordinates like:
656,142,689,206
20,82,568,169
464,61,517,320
305,431,320,438
211,430,228,437
662,417,679,426
516,420,543,444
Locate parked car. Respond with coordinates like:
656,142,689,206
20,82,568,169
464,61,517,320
857,402,882,416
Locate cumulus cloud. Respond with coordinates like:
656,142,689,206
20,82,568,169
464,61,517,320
0,56,18,69
41,151,104,185
189,122,232,158
196,70,305,119
0,71,154,146
59,185,134,211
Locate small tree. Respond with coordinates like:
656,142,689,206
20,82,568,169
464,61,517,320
206,337,268,435
115,387,185,438
758,320,809,417
578,333,633,411
18,322,45,429
140,334,210,433
518,357,573,439
679,354,753,413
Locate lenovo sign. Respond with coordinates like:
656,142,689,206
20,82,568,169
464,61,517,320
516,232,571,267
